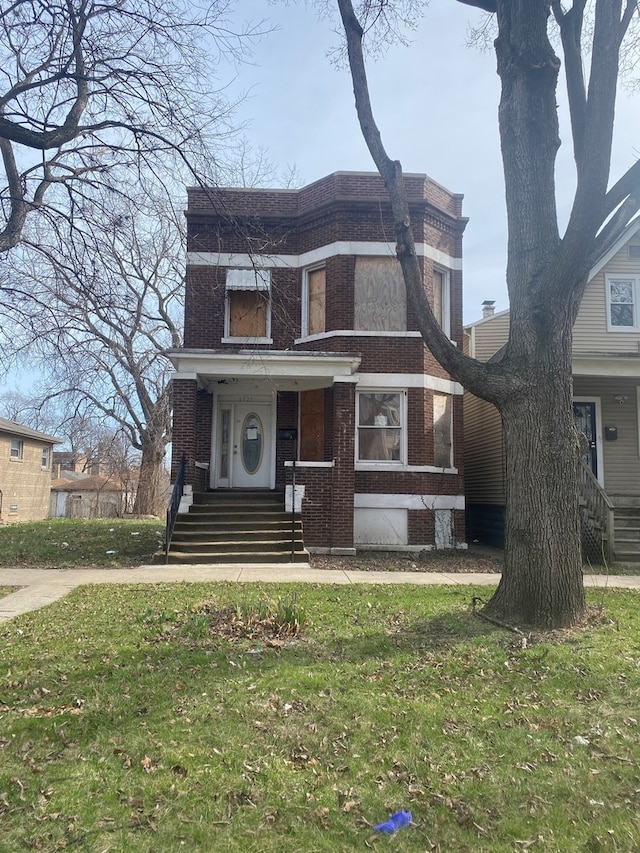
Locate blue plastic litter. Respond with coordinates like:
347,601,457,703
373,810,412,833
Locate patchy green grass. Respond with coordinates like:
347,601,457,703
1,583,639,852
0,518,164,568
0,586,18,598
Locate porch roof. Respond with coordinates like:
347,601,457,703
573,352,640,378
168,349,362,393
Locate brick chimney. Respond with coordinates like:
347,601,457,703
482,300,496,319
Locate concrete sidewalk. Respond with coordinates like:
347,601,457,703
1,563,639,623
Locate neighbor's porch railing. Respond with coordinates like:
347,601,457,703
165,454,186,563
578,458,615,563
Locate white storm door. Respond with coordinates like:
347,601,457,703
231,403,272,488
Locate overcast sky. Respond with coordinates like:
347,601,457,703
230,0,639,323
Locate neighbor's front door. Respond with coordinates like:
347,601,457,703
573,401,598,478
217,402,272,488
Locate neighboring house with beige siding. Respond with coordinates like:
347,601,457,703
464,221,640,560
0,418,62,524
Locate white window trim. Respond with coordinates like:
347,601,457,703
434,266,451,338
224,268,272,344
41,446,51,469
10,439,23,461
301,263,326,338
605,273,639,332
226,268,270,290
355,389,407,467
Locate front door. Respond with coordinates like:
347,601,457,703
216,402,272,488
573,401,598,478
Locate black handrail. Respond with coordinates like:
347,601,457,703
165,454,186,563
290,455,296,562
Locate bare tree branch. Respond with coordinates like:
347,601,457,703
0,0,269,251
4,189,183,513
338,0,510,404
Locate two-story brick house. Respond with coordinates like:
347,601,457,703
464,220,640,561
168,171,467,556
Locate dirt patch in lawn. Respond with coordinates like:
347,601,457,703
310,546,503,574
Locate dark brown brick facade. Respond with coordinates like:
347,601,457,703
173,172,467,551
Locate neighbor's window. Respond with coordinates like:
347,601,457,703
305,267,326,336
433,394,453,468
41,446,51,469
10,439,23,460
607,276,636,329
224,268,271,342
357,391,404,463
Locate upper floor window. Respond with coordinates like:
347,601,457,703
629,245,640,260
606,275,638,330
41,446,51,469
356,391,405,463
10,439,23,460
433,394,453,468
223,268,272,343
432,268,451,337
354,257,406,332
303,266,326,336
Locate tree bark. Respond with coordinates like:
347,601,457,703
485,325,585,628
133,440,166,517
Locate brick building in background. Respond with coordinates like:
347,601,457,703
169,171,467,553
0,418,61,524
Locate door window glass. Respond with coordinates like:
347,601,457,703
219,409,230,479
241,413,263,474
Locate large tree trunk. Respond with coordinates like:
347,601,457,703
484,324,586,628
133,440,166,517
336,0,636,629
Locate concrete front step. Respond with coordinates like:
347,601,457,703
178,514,298,526
613,507,640,553
174,516,301,529
188,492,284,510
172,531,304,543
165,550,310,565
163,490,308,565
171,539,305,555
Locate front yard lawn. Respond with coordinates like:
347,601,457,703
1,582,639,851
0,518,164,567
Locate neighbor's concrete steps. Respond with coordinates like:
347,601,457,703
613,506,640,562
160,490,309,565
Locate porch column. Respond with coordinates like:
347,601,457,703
171,377,197,487
331,379,356,553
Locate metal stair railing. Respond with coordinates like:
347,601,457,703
578,458,615,562
165,454,186,563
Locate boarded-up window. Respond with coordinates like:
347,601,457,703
228,290,268,338
433,394,453,468
354,258,406,331
433,270,443,326
226,268,270,339
307,268,326,335
300,389,325,461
